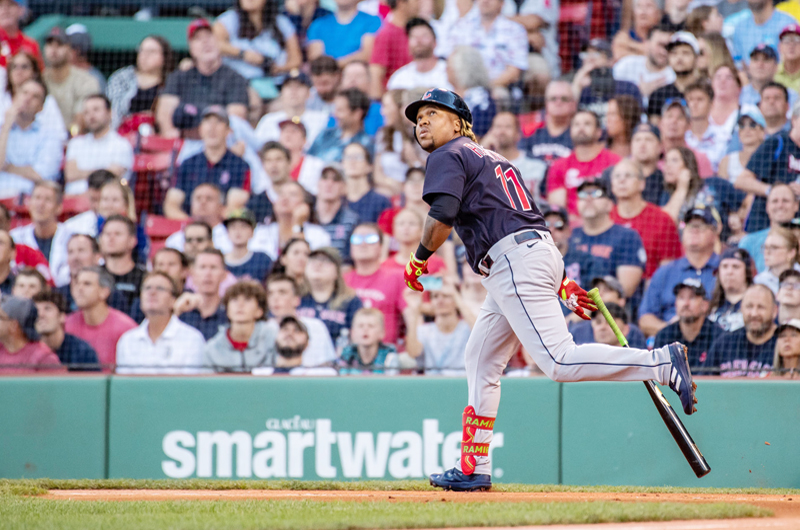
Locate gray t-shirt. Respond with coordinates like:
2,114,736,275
418,320,471,376
163,64,249,113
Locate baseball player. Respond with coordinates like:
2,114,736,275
403,88,697,492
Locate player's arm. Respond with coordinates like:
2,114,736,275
404,194,459,291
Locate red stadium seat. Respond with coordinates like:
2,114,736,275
558,3,591,74
61,195,90,221
145,215,188,260
140,135,182,153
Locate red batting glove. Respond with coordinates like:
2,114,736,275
404,253,429,291
559,277,598,320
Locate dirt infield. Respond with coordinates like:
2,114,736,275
43,489,800,529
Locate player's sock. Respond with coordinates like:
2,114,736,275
460,406,495,475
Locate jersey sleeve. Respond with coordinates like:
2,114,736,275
422,148,467,204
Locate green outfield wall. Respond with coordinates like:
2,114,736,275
1,376,798,488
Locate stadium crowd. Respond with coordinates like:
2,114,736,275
1,0,800,378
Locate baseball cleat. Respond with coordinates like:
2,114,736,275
429,467,492,491
667,342,697,415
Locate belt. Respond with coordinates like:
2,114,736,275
478,231,542,277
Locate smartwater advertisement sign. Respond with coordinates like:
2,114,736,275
108,377,561,483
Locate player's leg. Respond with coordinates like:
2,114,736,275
487,239,674,385
429,293,520,491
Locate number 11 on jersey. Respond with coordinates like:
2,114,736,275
495,165,532,211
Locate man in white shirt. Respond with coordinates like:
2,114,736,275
0,78,63,199
612,24,676,106
254,70,328,148
64,94,133,195
165,183,233,254
387,18,452,91
116,271,209,374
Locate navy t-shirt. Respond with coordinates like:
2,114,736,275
297,294,363,342
422,137,547,274
174,150,251,212
563,248,599,288
226,251,273,282
647,83,684,118
55,333,100,371
569,225,646,278
519,125,573,166
179,306,229,340
744,132,800,232
653,318,720,369
704,327,775,377
348,189,391,224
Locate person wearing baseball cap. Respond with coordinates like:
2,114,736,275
777,24,800,92
740,45,785,107
777,268,800,324
0,296,63,373
729,0,794,68
223,208,273,282
774,317,800,377
254,69,328,147
572,39,642,123
156,18,249,139
708,247,754,333
628,123,665,204
647,31,702,123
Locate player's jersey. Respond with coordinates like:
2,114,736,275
422,136,547,274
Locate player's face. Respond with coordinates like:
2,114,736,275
610,162,644,200
742,287,776,336
141,275,176,315
765,186,798,223
631,132,661,164
415,104,461,152
685,90,711,120
226,220,254,247
778,327,800,358
778,275,800,307
227,294,264,324
352,314,385,346
569,112,599,146
675,289,707,323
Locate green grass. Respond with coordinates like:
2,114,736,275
0,498,771,530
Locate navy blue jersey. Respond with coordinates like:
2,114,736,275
422,137,547,274
569,225,646,278
226,251,273,282
744,132,800,232
704,328,775,377
174,150,251,212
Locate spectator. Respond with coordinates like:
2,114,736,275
544,205,598,287
647,31,701,123
65,24,105,92
609,159,682,279
776,24,800,93
337,60,384,139
33,291,98,371
10,182,70,283
404,277,474,375
42,27,100,128
446,46,497,138
165,106,251,219
612,0,663,61
152,247,189,293
298,246,363,343
11,268,47,299
613,24,676,105
482,112,547,201
373,90,424,195
440,0,528,91
368,0,416,96
639,204,720,336
214,0,302,83
100,215,146,318
774,318,800,377
520,80,574,166
0,295,62,373
306,55,341,113
283,0,331,51
0,0,41,68
254,70,328,147
251,181,331,259
65,266,137,370
742,45,798,110
546,110,621,217
271,237,310,287
658,98,714,178
709,247,753,332
255,140,289,204
338,307,399,374
265,273,337,366
684,78,727,172
629,122,666,205
570,277,646,347
569,179,646,298
685,5,723,36
314,165,360,262
59,170,115,242
739,184,798,272
572,39,643,123
719,104,768,184
224,208,273,281
0,50,65,141
106,35,175,129
730,0,794,68
705,284,777,377
605,96,642,159
157,19,249,139
777,269,800,323
308,88,374,163
175,249,229,340
654,278,719,366
0,229,15,294
204,280,277,372
377,166,430,237
0,78,63,199
696,32,733,79
167,184,233,254
758,82,792,136
116,272,208,374
386,18,450,91
708,64,741,145
276,120,327,196
383,208,447,274
344,223,407,345
754,226,799,294
306,0,381,63
64,94,134,196
502,0,561,85
55,234,99,308
341,142,391,223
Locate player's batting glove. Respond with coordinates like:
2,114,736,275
559,277,598,320
404,253,429,292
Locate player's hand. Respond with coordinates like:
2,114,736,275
404,253,428,291
558,277,597,321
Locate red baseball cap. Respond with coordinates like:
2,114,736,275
781,23,800,40
187,18,212,40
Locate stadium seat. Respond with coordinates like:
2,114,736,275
145,215,187,259
558,3,590,74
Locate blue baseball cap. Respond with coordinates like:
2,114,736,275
683,203,720,228
632,122,661,141
738,104,766,128
750,43,778,61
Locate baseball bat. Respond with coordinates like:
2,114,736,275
587,288,711,479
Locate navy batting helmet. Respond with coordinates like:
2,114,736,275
404,88,473,126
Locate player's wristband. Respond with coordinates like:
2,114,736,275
415,243,434,261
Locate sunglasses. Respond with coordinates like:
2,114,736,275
546,220,566,230
577,189,605,200
350,233,380,246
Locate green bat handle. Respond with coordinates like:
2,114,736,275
587,288,628,347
